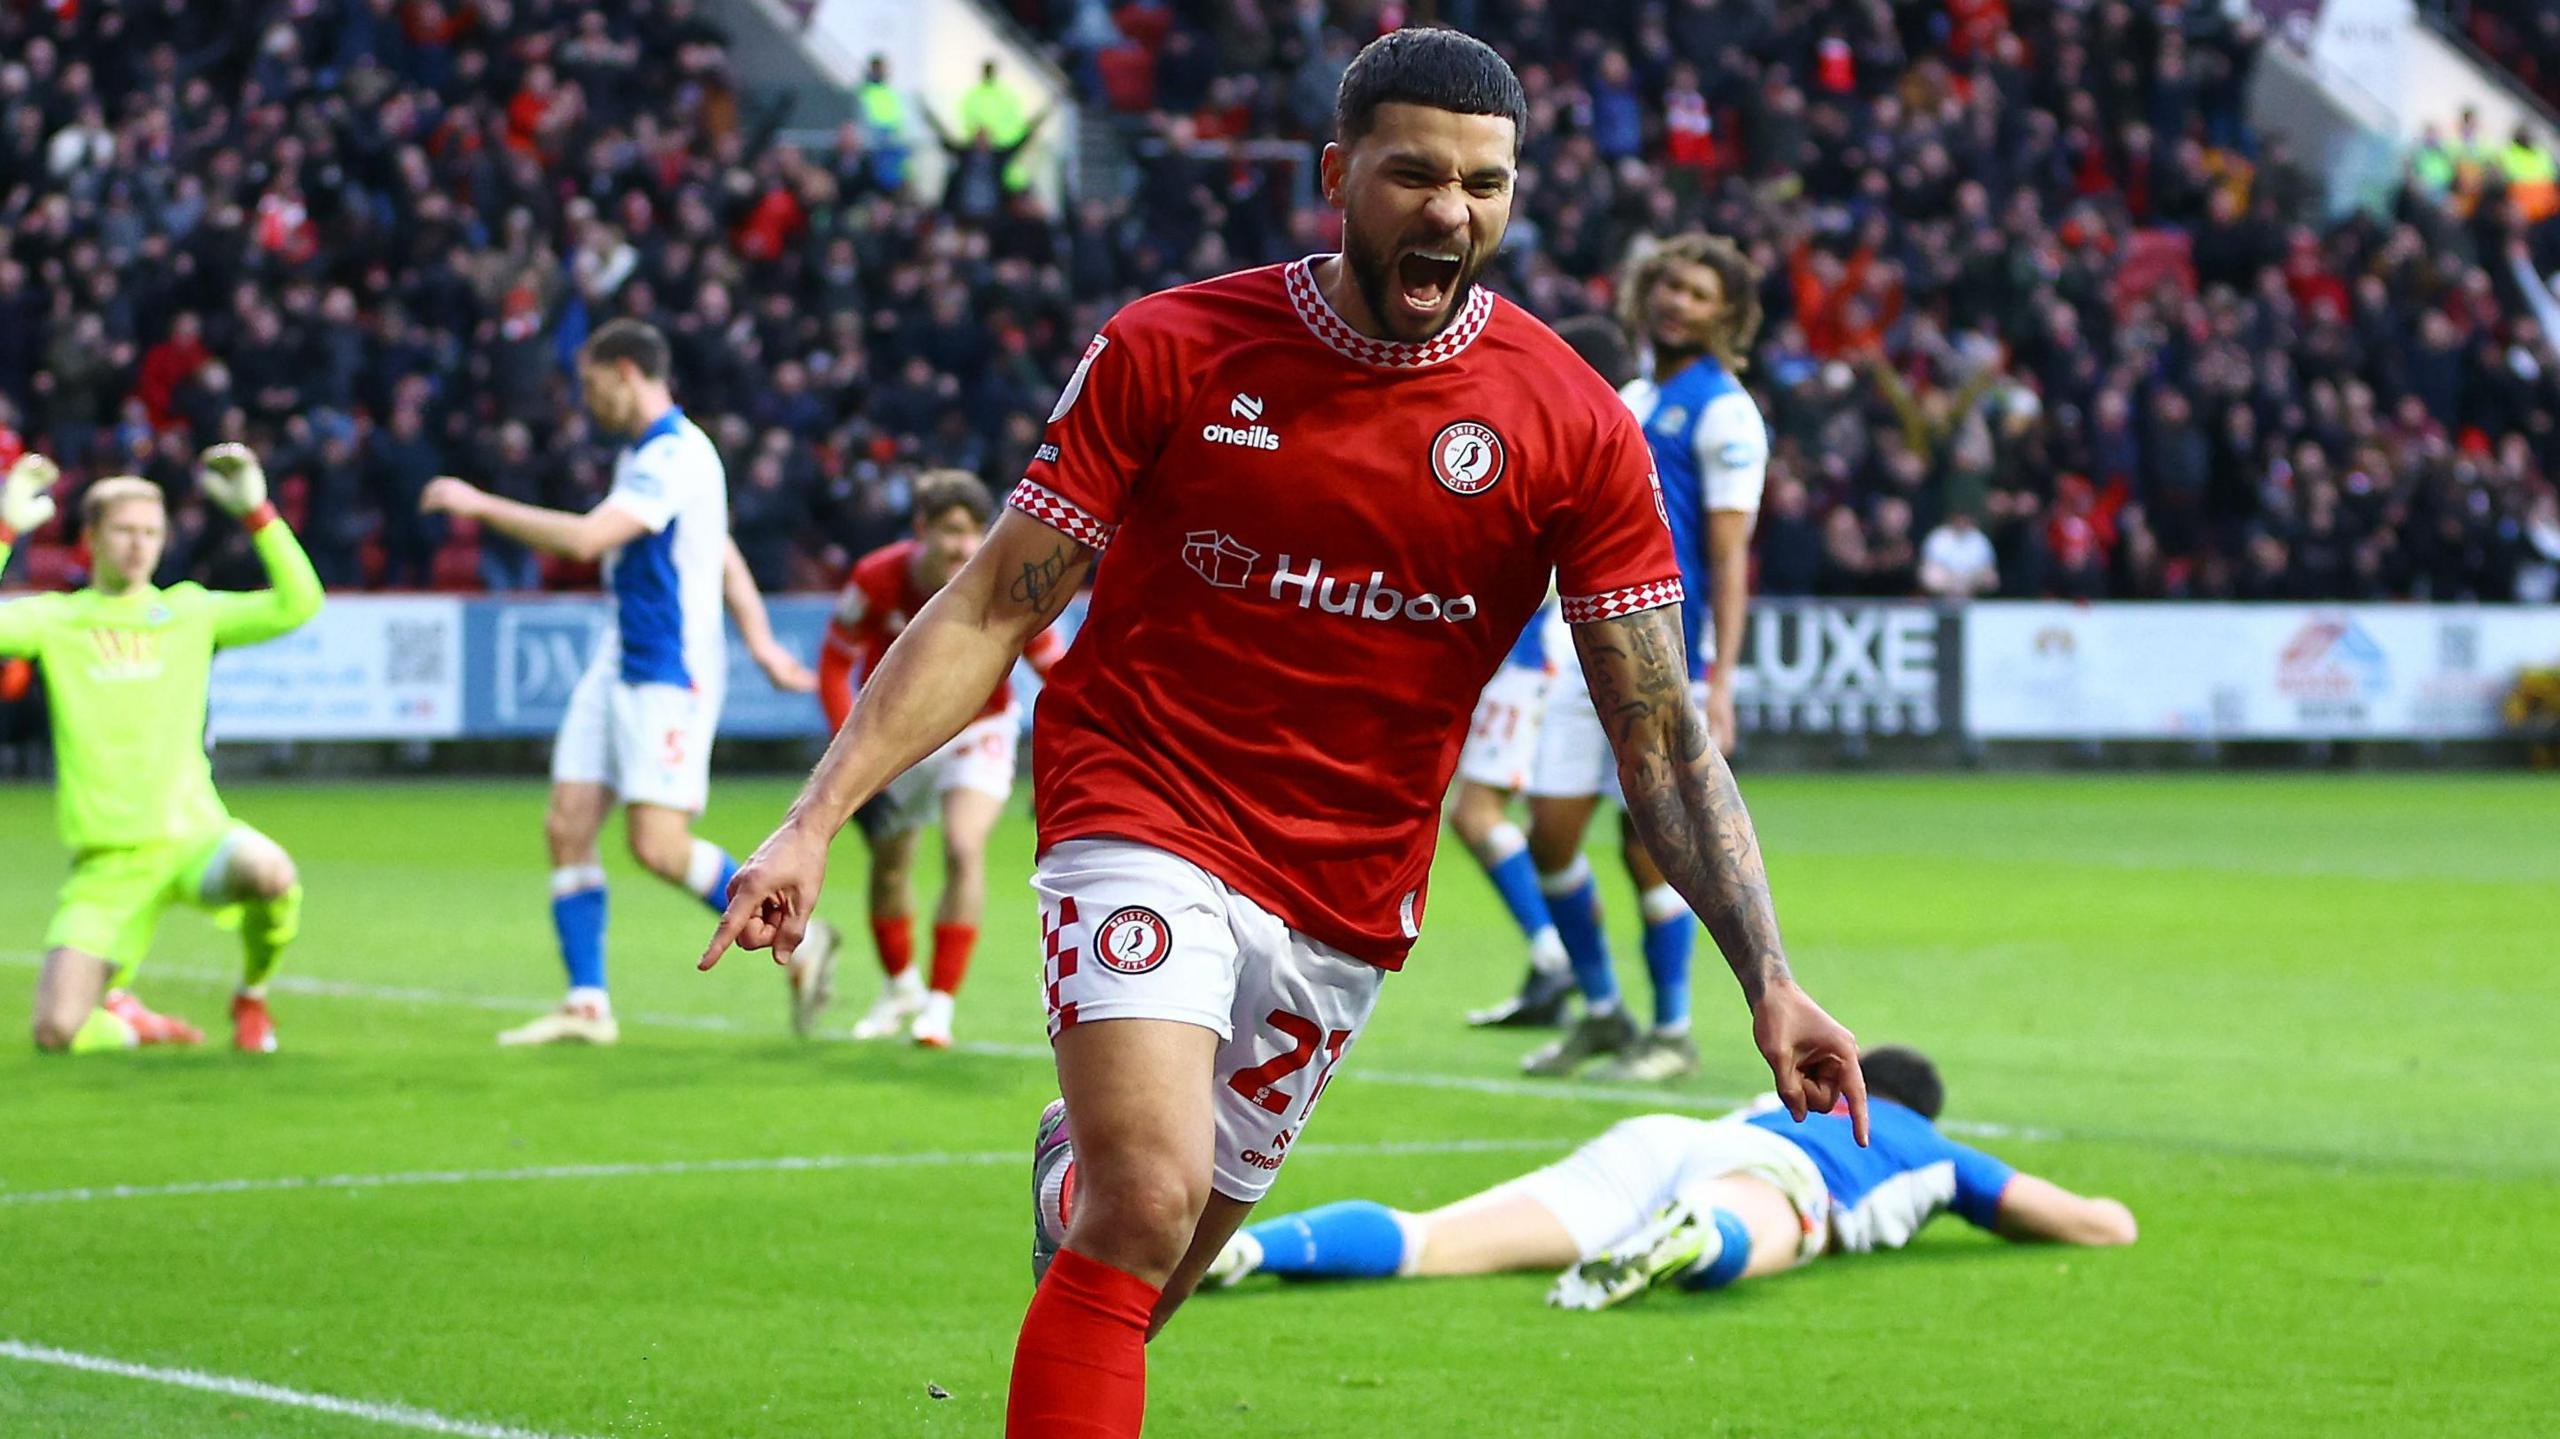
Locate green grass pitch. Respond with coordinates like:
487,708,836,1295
1,772,2553,1436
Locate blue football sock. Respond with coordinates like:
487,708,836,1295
1676,1207,1755,1292
549,866,609,992
1539,856,1617,1007
686,839,742,915
1244,1200,1411,1279
1476,822,1556,944
1639,885,1694,1032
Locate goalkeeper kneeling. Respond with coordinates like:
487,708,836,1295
0,446,322,1053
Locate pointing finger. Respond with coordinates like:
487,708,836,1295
1839,1050,1872,1147
701,904,746,971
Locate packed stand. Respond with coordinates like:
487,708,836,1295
6,0,2560,604
1024,0,2560,602
0,0,1103,596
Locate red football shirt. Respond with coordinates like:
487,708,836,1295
1013,258,1682,968
820,538,1063,731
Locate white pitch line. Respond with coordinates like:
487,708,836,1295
0,1339,599,1439
0,953,2049,1142
0,1136,1573,1208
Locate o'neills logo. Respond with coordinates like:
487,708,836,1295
1270,554,1478,623
1202,421,1281,451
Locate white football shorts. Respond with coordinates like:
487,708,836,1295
1496,1112,1829,1262
859,712,1020,841
1456,662,1554,792
1523,665,1614,800
1031,837,1385,1203
551,656,721,813
1525,669,1713,801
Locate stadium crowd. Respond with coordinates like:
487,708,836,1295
3,0,2559,604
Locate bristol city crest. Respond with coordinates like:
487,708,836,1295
1430,421,1506,496
1094,906,1173,974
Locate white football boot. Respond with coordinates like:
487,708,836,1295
784,918,842,1039
850,968,928,1040
909,990,956,1050
1203,1231,1266,1289
497,993,619,1047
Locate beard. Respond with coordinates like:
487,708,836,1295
1342,210,1492,343
1650,330,1708,374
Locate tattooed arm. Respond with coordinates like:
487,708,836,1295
705,509,1094,967
1576,604,1871,1141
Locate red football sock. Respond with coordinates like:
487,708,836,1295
929,921,978,996
1006,1248,1158,1438
870,914,915,979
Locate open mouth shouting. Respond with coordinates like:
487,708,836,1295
1393,245,1467,322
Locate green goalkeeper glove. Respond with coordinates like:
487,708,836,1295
197,443,269,518
2,452,60,538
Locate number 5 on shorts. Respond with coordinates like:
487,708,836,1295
1227,1009,1352,1116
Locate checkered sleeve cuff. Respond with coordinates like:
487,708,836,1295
1559,577,1685,625
1008,480,1117,551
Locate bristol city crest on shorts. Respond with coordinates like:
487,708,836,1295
1094,906,1174,974
1430,421,1506,496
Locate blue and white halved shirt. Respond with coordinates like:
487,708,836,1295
598,406,728,690
1620,356,1767,678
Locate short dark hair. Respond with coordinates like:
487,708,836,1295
581,318,671,381
1552,314,1635,390
1860,1045,1945,1121
1335,28,1526,148
911,468,994,527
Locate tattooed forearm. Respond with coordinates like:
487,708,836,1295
1005,541,1091,619
1576,607,1792,1002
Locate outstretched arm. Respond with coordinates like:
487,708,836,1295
1994,1174,2138,1246
1575,603,1869,1141
723,539,815,692
921,104,959,153
704,508,1094,967
193,445,325,646
204,511,326,647
999,104,1056,161
0,452,62,621
0,571,60,656
421,476,651,564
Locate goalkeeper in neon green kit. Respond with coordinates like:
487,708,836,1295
0,444,322,1053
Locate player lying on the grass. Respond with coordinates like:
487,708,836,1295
813,470,1063,1048
422,319,820,1047
1515,235,1772,1084
0,446,320,1054
708,30,1868,1439
1455,315,1635,1034
1207,1046,2136,1308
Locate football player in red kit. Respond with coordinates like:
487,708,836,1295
707,29,1868,1437
806,470,1063,1047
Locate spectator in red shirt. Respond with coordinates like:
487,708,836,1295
134,313,209,431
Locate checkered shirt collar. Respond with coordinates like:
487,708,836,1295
1285,255,1495,370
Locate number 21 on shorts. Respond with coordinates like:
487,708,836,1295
1228,1009,1352,1117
